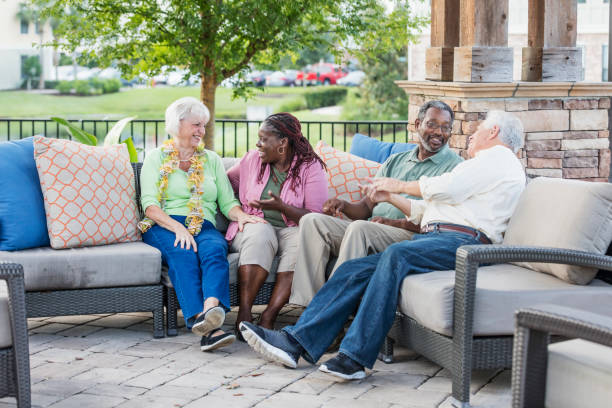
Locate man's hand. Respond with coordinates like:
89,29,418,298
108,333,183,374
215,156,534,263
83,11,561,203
249,191,285,212
370,216,400,227
360,183,392,204
322,198,347,217
367,177,407,194
370,217,421,232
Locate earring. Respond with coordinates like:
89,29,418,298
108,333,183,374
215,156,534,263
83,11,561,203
278,147,285,154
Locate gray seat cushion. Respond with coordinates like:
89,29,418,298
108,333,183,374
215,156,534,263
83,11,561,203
399,264,612,336
0,282,11,348
0,242,162,291
546,339,612,408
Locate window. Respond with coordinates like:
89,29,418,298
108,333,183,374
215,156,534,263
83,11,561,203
603,45,609,81
20,19,28,34
35,21,40,34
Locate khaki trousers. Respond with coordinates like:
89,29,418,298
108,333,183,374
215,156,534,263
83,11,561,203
230,222,299,273
289,213,414,306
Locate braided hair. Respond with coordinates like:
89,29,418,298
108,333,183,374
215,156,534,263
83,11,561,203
257,113,327,191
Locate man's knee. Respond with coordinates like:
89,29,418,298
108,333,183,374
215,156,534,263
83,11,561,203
344,219,371,239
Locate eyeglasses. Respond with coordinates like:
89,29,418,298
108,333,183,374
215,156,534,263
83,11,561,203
424,121,451,134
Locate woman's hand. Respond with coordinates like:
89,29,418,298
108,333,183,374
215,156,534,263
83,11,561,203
237,213,267,232
249,191,286,212
173,223,197,252
322,198,346,217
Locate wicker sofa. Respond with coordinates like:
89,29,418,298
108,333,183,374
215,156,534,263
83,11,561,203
511,304,612,408
382,177,612,408
0,263,30,407
0,163,165,339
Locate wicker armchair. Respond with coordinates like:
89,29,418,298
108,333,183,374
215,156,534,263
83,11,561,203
384,245,612,408
0,263,31,407
511,304,612,408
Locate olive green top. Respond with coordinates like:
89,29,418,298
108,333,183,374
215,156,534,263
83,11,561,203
260,166,288,227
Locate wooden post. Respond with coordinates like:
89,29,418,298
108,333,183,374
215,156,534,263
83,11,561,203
425,0,460,81
453,0,513,82
522,0,581,81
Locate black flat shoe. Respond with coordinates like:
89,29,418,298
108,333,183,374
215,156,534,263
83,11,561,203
200,331,236,352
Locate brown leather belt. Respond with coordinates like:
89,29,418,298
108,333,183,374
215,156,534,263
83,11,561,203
420,223,492,245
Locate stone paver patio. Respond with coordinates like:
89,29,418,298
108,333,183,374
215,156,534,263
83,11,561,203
1,306,511,408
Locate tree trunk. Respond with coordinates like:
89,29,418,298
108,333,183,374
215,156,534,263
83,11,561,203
200,73,217,150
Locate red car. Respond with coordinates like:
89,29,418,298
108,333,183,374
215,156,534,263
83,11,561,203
295,63,347,86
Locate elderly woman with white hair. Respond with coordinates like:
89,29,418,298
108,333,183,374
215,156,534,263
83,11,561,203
139,96,265,351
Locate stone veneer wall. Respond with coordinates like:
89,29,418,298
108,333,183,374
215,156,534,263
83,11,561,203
405,93,611,182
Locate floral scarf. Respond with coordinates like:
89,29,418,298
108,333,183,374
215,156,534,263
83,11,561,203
138,139,207,235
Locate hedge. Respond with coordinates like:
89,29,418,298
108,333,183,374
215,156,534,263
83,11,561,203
304,88,348,109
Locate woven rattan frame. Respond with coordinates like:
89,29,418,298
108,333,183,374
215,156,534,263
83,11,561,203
0,263,31,407
511,304,612,408
390,244,612,408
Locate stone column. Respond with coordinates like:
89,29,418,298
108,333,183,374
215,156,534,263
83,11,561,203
425,0,460,81
522,0,582,81
397,81,612,181
453,0,513,82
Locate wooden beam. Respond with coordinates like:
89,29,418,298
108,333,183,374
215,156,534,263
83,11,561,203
454,47,513,82
523,0,579,81
460,0,509,47
427,0,460,81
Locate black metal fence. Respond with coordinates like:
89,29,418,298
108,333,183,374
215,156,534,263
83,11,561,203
0,118,411,158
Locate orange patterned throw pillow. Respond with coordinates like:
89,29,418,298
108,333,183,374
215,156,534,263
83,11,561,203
314,141,381,203
33,136,140,249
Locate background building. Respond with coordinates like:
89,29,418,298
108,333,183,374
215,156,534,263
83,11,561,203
0,0,54,90
408,0,610,82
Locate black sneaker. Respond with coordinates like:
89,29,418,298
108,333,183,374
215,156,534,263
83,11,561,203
200,331,236,352
239,321,302,368
319,353,366,380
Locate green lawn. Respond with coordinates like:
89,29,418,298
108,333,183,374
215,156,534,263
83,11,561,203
0,86,320,119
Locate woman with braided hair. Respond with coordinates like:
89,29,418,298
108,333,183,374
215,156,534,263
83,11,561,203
227,113,328,336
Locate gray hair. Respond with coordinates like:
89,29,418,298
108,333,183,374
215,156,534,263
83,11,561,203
481,110,525,153
165,97,210,138
417,100,454,123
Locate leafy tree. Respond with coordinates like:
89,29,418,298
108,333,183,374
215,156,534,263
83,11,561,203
37,0,425,149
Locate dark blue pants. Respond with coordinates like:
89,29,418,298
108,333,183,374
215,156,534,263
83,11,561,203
143,216,230,327
284,231,483,368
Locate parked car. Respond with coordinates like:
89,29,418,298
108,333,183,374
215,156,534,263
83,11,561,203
247,70,272,87
295,63,347,86
337,70,366,86
295,65,318,86
265,70,297,87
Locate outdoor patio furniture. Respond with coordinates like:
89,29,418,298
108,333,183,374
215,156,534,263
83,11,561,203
0,263,31,407
0,163,165,339
382,177,612,407
511,304,612,408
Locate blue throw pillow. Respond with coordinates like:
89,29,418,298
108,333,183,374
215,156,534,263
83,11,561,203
349,133,415,163
0,137,50,250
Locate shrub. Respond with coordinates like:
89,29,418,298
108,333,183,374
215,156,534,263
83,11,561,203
278,97,307,112
56,81,73,94
89,77,105,91
102,78,121,94
304,88,347,109
74,80,92,96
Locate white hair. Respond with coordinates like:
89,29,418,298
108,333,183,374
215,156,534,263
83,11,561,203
481,110,525,153
165,97,210,138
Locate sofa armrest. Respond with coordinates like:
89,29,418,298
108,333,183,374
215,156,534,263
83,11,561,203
0,262,30,405
511,305,612,408
449,244,612,400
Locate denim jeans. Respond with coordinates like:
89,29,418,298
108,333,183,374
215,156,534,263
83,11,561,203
142,216,230,327
284,230,483,368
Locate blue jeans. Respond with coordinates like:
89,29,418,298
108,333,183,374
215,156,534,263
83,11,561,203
284,230,483,368
142,216,230,327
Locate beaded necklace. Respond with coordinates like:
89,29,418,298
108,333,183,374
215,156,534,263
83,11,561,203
138,139,207,235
